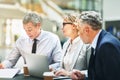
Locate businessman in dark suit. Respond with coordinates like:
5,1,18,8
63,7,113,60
70,11,120,80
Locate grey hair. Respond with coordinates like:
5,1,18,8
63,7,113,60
23,12,42,26
79,11,102,30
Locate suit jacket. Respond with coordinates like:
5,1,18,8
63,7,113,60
60,38,90,71
88,30,120,80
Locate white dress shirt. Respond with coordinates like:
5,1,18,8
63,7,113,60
91,30,102,53
2,30,62,69
63,37,82,71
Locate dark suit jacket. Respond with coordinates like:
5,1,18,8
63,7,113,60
88,30,120,80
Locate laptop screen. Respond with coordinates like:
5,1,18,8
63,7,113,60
25,54,49,78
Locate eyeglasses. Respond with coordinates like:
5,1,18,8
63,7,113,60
63,22,73,27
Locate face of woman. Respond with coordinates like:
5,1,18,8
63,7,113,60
62,22,75,37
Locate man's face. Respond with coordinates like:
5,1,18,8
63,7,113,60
23,22,40,39
77,20,90,44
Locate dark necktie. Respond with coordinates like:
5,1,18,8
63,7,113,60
88,47,95,80
32,39,37,53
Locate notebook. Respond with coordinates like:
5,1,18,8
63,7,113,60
25,54,49,78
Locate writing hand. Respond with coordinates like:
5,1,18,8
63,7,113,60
0,64,4,69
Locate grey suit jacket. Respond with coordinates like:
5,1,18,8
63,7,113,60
60,38,91,71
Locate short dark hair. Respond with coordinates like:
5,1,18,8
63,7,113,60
79,11,102,30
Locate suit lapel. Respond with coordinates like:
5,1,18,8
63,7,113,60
61,41,70,68
96,30,106,52
70,42,84,70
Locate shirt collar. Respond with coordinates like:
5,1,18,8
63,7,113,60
91,30,102,49
36,30,43,41
30,30,43,41
69,36,80,44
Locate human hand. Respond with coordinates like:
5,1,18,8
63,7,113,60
0,64,4,69
49,67,54,72
55,69,69,76
70,69,85,80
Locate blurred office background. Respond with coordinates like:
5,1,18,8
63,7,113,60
0,0,120,63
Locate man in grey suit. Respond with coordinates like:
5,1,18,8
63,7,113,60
0,12,62,70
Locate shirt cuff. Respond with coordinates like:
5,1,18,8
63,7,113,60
2,60,13,68
81,70,88,77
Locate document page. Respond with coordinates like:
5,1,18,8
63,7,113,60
0,68,20,78
43,72,71,80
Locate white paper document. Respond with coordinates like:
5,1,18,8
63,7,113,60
43,72,71,80
0,68,20,78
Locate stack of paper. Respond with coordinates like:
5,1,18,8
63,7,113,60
0,68,20,78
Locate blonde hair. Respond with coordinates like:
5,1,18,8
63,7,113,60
63,13,79,23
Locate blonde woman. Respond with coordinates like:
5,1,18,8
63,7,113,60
55,13,90,76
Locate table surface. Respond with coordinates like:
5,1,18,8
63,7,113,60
0,74,72,80
0,74,43,80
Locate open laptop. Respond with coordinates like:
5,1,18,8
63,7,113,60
25,54,49,78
